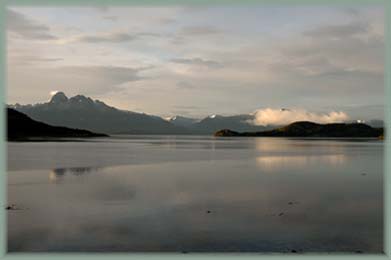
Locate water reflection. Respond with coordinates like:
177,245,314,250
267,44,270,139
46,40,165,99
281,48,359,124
256,154,347,170
7,137,383,252
49,167,99,183
254,138,350,153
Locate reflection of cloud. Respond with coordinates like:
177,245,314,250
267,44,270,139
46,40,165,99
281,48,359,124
49,171,61,183
256,154,347,170
95,184,135,201
254,138,292,151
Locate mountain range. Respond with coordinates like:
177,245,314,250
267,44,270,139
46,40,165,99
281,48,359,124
9,92,384,135
11,92,188,134
9,92,271,135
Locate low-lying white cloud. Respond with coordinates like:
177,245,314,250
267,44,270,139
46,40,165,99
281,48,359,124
251,108,349,126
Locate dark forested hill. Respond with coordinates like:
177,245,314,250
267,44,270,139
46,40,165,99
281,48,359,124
214,121,384,138
7,108,107,140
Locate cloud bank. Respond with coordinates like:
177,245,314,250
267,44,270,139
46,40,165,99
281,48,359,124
7,9,57,40
251,108,349,126
6,6,384,119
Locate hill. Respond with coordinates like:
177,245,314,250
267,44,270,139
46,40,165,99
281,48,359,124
7,108,107,141
214,121,384,138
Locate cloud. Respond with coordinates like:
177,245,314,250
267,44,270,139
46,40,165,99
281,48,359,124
93,6,110,13
170,25,222,45
251,108,349,126
273,19,384,89
77,31,160,43
7,65,149,102
159,17,176,24
180,25,221,35
341,7,361,17
6,6,384,119
60,65,145,83
176,81,195,89
303,21,369,38
102,15,118,21
7,9,57,40
77,32,136,43
9,54,63,66
171,57,223,68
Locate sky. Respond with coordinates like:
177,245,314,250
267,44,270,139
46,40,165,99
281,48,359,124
6,4,385,120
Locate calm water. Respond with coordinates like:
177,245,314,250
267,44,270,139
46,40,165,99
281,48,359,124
7,136,384,253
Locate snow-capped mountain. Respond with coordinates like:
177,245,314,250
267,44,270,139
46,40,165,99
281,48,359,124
10,92,188,134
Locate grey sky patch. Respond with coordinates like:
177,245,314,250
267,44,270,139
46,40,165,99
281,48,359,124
174,105,204,110
6,6,385,120
170,105,205,117
78,32,137,43
8,65,149,103
308,67,383,79
102,15,118,21
180,25,221,35
303,21,369,38
280,26,384,80
159,17,176,24
9,54,63,66
171,58,223,68
77,31,161,43
180,6,211,13
33,57,63,62
342,7,361,17
60,65,145,83
169,110,193,117
93,6,110,13
176,81,195,90
7,9,57,40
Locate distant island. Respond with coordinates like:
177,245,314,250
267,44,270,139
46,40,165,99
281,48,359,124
7,108,108,141
214,121,384,138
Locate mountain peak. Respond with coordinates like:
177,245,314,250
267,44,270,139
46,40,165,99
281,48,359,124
69,95,95,105
50,92,68,103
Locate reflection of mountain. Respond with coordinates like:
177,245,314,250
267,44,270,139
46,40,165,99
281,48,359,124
57,167,98,175
49,167,99,183
215,121,384,138
7,108,107,141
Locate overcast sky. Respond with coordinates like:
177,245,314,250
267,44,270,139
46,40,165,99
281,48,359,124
6,5,385,120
